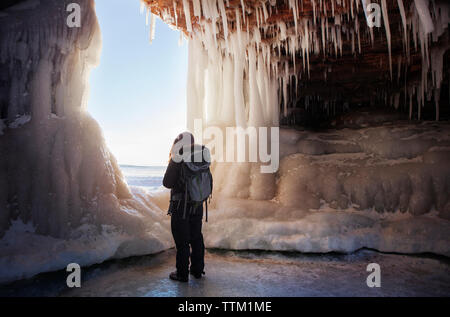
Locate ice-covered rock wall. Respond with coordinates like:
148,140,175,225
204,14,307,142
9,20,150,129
143,0,450,256
207,119,450,256
0,0,172,283
0,0,128,237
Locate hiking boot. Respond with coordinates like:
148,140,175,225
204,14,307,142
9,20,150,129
169,271,188,283
190,270,205,279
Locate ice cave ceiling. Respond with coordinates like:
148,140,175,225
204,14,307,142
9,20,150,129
2,0,447,125
140,0,449,125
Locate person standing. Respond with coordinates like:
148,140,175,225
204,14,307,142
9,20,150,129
163,132,212,282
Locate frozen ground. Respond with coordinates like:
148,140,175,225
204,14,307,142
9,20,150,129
1,249,449,297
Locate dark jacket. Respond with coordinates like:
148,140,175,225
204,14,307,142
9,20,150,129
163,159,183,194
163,144,211,197
163,159,185,216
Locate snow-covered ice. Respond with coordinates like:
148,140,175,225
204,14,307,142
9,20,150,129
208,121,450,256
0,186,173,284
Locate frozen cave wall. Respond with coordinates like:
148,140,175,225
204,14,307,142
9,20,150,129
0,0,132,237
206,122,450,255
0,0,172,283
144,0,450,255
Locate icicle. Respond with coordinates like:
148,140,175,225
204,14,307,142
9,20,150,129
361,0,368,21
304,22,310,76
173,1,178,27
221,55,235,125
259,5,264,27
350,0,354,18
312,0,317,23
248,45,264,127
414,0,435,34
253,27,261,53
256,6,260,29
149,13,156,44
231,34,246,128
178,31,184,46
289,0,299,36
235,8,243,52
247,18,250,42
262,3,269,23
212,19,218,49
397,0,407,47
240,0,246,25
201,0,210,19
335,14,341,26
183,0,192,33
279,21,287,41
321,17,326,55
193,0,201,17
218,0,229,50
381,0,392,80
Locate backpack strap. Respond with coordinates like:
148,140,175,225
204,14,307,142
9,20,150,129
206,169,212,223
210,171,214,194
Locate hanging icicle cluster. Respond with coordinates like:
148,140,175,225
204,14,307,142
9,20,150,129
140,0,449,125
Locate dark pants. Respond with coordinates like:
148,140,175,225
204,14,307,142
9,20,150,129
171,203,205,279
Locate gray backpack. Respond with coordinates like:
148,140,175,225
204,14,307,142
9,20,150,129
180,145,213,221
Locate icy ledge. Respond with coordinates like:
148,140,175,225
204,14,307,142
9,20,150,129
204,200,450,256
208,122,450,257
0,187,173,284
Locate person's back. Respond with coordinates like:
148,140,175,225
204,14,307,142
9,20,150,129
163,132,212,282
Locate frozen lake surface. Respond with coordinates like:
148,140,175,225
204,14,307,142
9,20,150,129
1,249,449,297
120,165,166,191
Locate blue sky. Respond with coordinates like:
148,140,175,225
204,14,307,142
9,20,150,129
88,0,188,166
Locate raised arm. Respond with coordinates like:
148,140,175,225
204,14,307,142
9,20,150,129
163,159,181,189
